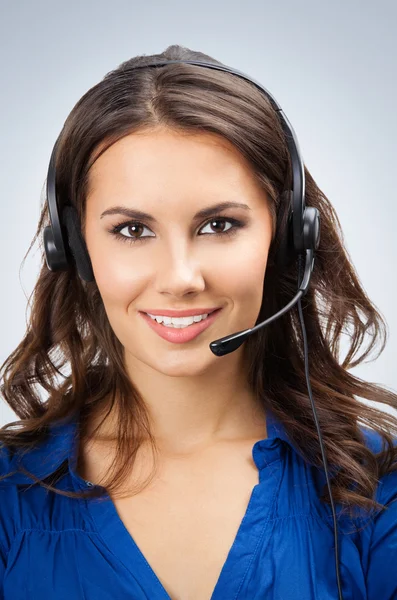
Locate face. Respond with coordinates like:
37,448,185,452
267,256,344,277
84,127,274,378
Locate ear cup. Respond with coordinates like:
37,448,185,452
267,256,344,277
62,205,95,283
43,224,69,272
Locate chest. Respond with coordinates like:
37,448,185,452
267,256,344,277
85,442,260,600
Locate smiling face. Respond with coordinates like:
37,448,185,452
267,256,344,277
84,127,274,377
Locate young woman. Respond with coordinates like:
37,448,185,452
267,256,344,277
0,45,396,600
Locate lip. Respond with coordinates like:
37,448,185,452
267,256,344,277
139,308,223,344
141,308,220,317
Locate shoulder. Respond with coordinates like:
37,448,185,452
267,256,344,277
360,423,394,453
359,424,397,506
0,414,77,488
352,425,397,595
312,424,397,527
0,443,24,554
0,417,77,553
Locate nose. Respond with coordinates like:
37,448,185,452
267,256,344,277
155,242,206,298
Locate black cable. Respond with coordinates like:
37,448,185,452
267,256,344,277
297,254,343,600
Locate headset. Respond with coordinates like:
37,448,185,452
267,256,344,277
43,59,344,599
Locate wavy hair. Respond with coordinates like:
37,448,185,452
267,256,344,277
1,44,396,521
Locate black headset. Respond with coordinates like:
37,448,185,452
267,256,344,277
43,59,344,600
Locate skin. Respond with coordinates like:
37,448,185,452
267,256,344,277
83,126,274,457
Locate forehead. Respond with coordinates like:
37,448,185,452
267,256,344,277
86,128,261,195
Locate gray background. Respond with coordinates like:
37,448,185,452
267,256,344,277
1,0,396,425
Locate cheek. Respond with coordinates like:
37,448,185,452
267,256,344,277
90,241,150,308
211,240,268,297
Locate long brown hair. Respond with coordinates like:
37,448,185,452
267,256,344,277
1,44,396,520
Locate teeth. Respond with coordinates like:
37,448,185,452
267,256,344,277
147,313,209,328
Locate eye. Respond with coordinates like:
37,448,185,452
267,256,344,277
112,222,155,243
199,219,234,235
109,216,245,245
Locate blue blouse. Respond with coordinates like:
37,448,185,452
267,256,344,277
0,409,396,600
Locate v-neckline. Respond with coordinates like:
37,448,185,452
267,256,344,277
68,417,284,599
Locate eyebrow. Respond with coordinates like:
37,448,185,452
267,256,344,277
100,201,251,223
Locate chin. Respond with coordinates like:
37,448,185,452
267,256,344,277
141,349,220,378
158,359,216,378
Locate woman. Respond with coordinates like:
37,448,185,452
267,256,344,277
0,44,396,600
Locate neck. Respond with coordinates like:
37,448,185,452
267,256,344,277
84,368,267,455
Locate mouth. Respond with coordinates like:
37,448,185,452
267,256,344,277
139,308,223,344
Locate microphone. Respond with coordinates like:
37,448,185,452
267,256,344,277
209,249,314,357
